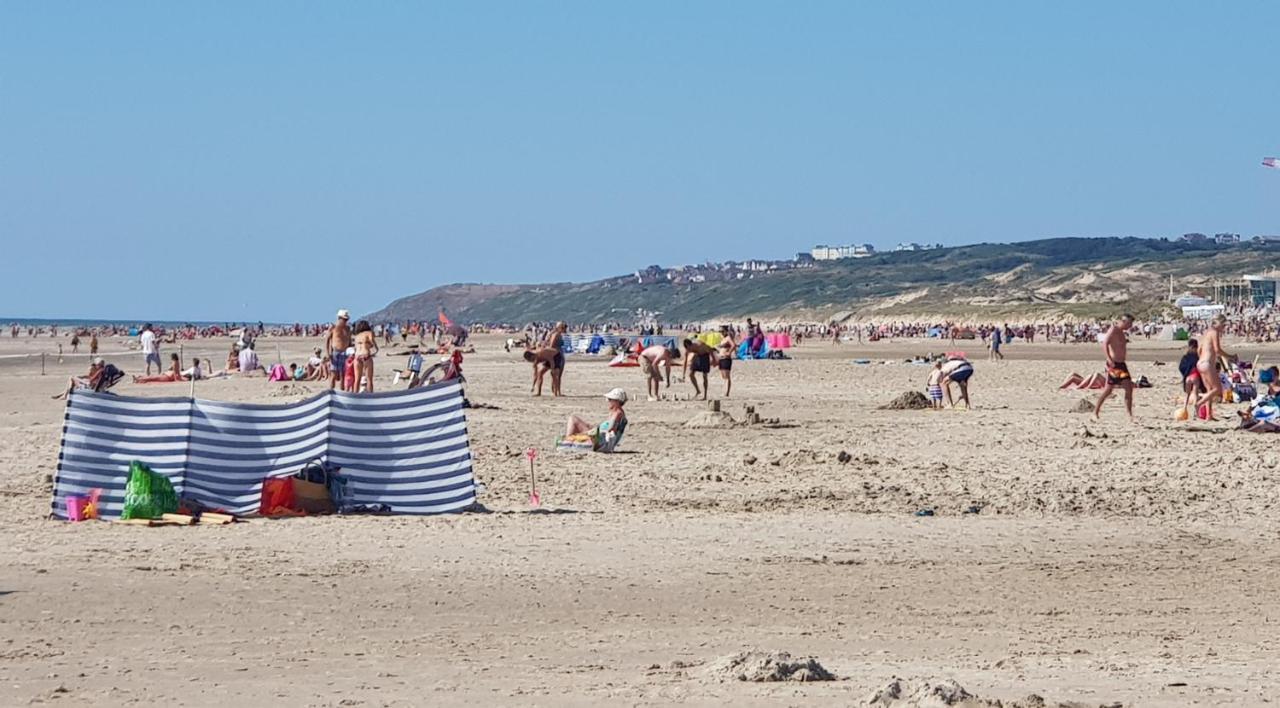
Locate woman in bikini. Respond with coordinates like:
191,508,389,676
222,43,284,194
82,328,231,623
133,353,183,383
353,320,379,393
1194,314,1232,420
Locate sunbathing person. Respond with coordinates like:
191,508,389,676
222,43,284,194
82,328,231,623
305,347,327,380
133,353,183,383
54,358,107,399
563,388,629,452
181,358,205,380
1059,372,1106,390
238,343,263,376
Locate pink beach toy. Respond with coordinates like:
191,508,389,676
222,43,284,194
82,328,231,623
66,494,89,522
525,447,541,507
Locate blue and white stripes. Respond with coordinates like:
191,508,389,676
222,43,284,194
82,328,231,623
52,380,476,519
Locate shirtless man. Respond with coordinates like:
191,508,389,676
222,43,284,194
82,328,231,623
543,322,567,397
682,338,718,400
638,344,674,401
1194,314,1232,420
326,309,352,391
1092,313,1136,421
524,347,558,396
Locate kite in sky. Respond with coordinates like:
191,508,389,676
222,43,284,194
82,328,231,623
1265,157,1278,168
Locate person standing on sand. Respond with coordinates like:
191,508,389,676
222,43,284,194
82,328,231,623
718,328,736,397
1194,314,1233,421
353,319,379,393
682,338,717,400
1092,313,1136,421
139,323,161,375
89,333,98,356
326,310,352,391
544,322,567,397
988,326,1004,361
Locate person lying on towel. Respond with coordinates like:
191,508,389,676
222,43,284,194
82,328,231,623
563,388,629,452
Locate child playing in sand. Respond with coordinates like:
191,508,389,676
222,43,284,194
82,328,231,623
927,361,944,410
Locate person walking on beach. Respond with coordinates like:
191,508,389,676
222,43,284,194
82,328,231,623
1194,314,1232,421
1092,314,1135,421
988,326,1004,361
139,323,161,376
89,333,98,356
326,310,352,391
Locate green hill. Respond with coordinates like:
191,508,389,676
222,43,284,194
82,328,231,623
366,237,1280,324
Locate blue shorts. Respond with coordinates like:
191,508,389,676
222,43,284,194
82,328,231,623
949,366,974,383
144,352,162,367
331,351,348,375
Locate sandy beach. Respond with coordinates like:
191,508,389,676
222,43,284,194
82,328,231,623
4,333,1279,706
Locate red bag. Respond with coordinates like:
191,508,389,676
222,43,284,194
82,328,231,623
260,477,296,516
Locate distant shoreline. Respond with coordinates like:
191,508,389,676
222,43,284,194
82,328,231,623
1,318,289,329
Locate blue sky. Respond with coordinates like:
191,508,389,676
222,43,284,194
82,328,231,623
2,2,1277,322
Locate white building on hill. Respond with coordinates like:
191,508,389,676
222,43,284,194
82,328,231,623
811,244,875,260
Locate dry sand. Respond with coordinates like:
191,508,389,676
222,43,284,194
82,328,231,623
3,333,1279,706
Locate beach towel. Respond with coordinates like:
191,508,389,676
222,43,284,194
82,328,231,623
555,435,596,453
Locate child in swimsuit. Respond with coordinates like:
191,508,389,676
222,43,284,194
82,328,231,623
927,362,944,409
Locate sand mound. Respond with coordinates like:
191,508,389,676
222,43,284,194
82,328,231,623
863,677,1112,707
684,411,739,429
880,391,932,410
268,383,314,399
703,650,834,682
1070,398,1096,414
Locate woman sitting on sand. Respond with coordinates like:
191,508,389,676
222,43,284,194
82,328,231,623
225,344,241,373
564,388,629,453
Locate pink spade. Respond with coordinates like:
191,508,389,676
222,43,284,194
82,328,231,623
525,447,540,507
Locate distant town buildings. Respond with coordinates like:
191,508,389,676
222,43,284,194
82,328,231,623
627,232,1273,289
811,244,875,261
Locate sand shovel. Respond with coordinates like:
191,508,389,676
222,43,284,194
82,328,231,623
525,447,540,507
